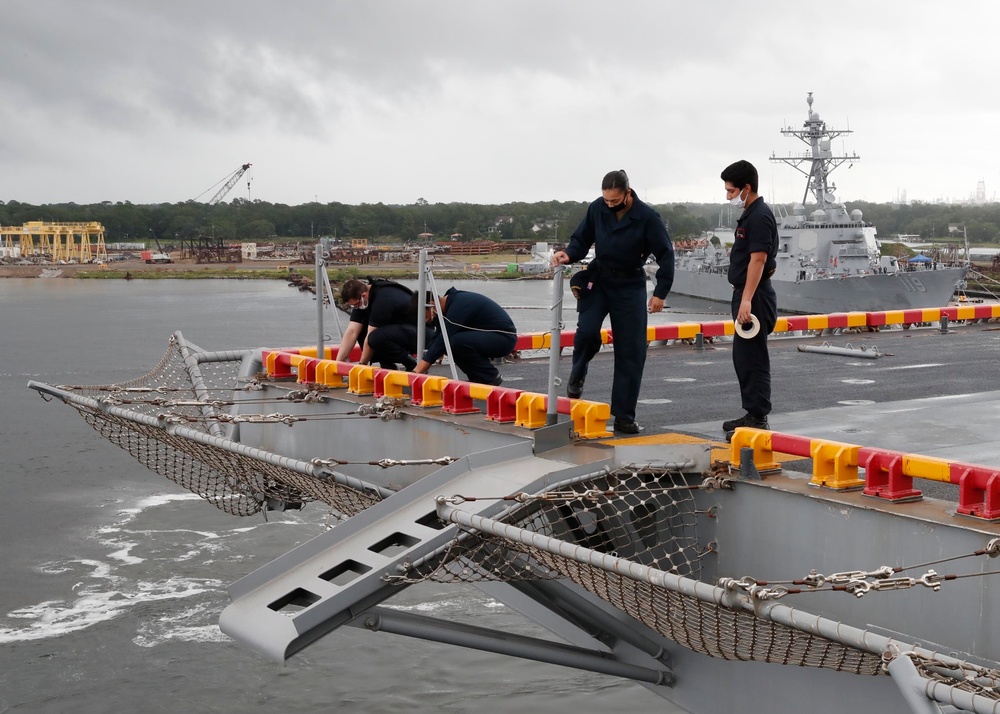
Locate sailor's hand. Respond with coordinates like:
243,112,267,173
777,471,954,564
737,299,753,325
648,296,665,314
552,251,570,266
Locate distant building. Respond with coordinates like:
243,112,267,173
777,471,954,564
487,216,513,236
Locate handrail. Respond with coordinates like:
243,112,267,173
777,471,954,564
512,303,1000,353
729,427,1000,522
260,349,612,439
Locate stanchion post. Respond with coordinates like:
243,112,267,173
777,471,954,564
315,240,325,360
426,267,459,381
546,266,566,425
416,249,428,359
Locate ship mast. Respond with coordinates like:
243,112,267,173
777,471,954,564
770,93,860,208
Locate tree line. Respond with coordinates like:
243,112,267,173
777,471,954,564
1,197,998,246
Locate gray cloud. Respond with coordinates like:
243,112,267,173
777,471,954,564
2,0,999,206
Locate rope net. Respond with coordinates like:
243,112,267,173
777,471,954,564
402,469,885,676
60,338,382,518
407,469,704,583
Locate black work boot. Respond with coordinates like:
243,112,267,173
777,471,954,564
724,414,769,442
613,419,643,435
722,413,769,432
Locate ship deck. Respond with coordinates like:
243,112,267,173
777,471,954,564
228,316,1000,713
497,318,1000,495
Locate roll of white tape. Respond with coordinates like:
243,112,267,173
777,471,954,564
734,314,760,339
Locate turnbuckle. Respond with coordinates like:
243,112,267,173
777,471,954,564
856,570,942,597
803,565,895,589
285,390,325,403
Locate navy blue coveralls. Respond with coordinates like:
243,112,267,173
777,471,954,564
728,197,779,418
421,287,517,385
563,194,674,422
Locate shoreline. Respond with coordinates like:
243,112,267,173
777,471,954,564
0,254,529,281
0,264,495,282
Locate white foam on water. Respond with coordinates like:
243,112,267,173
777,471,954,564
0,491,233,645
112,492,204,524
173,548,204,562
39,558,112,579
1,474,327,647
96,493,221,565
0,570,220,644
132,603,230,648
133,623,229,648
106,543,142,565
384,600,455,614
96,526,143,565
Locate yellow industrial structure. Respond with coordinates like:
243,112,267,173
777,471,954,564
0,221,108,264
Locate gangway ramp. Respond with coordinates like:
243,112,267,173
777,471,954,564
219,440,616,662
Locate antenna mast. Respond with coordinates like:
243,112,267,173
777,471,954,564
769,93,859,207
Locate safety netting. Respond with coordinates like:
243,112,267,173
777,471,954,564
399,468,886,676
52,335,382,518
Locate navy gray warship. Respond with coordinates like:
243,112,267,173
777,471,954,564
27,259,1000,714
661,93,967,314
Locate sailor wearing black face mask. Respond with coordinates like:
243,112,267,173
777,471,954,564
552,169,674,434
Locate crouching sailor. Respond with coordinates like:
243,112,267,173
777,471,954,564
412,287,517,386
336,277,422,371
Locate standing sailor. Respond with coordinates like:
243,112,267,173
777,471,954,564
719,160,779,438
552,169,674,434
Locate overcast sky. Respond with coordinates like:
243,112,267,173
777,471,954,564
3,1,997,208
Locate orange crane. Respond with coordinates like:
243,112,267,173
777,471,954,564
194,163,253,205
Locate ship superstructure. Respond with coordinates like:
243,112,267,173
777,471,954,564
663,94,966,313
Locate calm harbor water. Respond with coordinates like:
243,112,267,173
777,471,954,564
0,277,720,713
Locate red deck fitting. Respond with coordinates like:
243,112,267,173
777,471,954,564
859,448,923,502
442,381,481,415
486,387,522,423
954,463,1000,521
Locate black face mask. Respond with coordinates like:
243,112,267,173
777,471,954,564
607,193,628,212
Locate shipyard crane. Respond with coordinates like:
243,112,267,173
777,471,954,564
194,163,253,205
